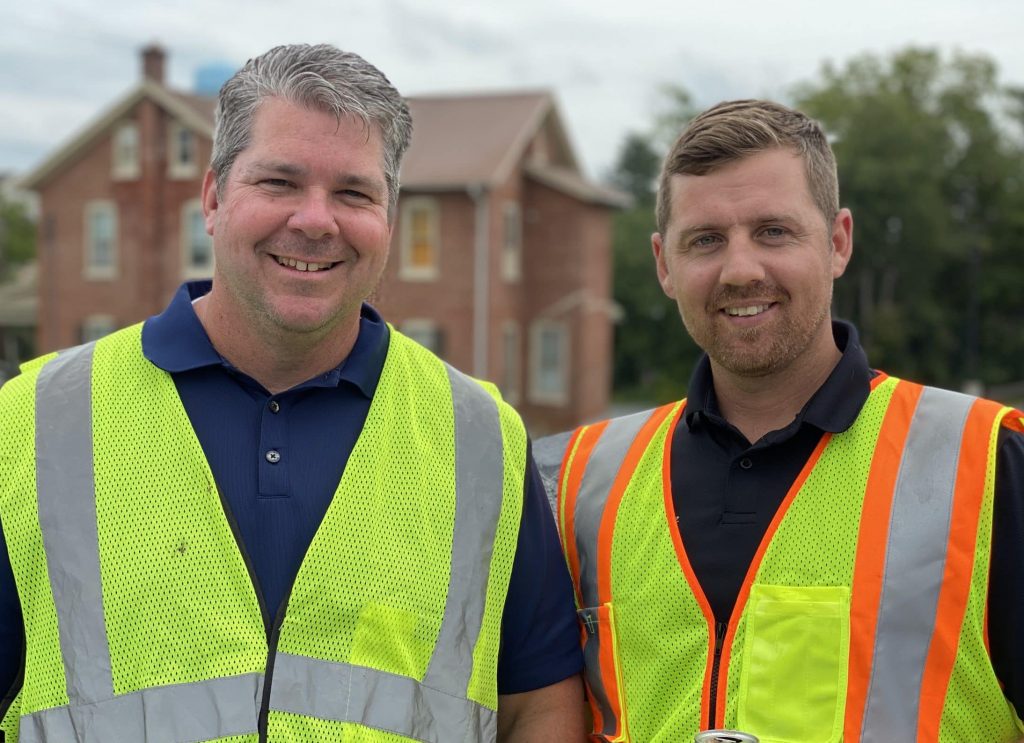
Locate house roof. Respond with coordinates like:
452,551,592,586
22,79,214,189
22,80,624,206
400,91,580,189
525,163,632,208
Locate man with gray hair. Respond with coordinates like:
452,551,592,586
0,44,583,742
541,99,1024,741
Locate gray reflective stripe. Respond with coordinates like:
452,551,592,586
860,386,974,742
34,341,113,705
270,652,496,742
572,409,658,739
533,430,574,519
423,365,505,697
575,409,657,607
19,673,261,743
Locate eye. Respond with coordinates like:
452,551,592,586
339,189,370,200
691,233,721,249
261,178,293,190
760,226,788,239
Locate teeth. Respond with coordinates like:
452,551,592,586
725,305,770,317
274,256,334,272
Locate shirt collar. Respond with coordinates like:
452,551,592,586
683,319,871,435
141,280,389,398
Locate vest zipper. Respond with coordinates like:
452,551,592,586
212,485,275,741
708,621,728,729
258,595,292,742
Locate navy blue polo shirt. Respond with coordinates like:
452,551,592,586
0,281,582,701
673,320,1024,714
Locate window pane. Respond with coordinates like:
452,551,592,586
410,208,434,268
91,210,114,267
189,210,212,269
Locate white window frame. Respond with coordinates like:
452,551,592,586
501,321,521,405
81,314,116,343
111,122,140,180
181,199,214,279
501,201,522,282
398,197,440,281
528,319,569,406
168,121,199,179
400,318,443,355
83,200,118,281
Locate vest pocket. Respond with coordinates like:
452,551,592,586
578,604,628,742
350,602,440,679
736,584,850,743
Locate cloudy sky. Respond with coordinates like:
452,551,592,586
3,0,1022,183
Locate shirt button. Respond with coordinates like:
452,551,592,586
739,457,753,470
265,450,281,464
268,400,280,413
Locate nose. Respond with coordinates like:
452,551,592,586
287,190,340,240
718,237,766,286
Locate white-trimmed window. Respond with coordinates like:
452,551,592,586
168,121,199,179
83,201,118,280
501,201,522,282
529,320,569,405
500,321,521,405
112,122,140,180
401,319,443,355
81,315,116,343
399,197,440,280
181,199,214,278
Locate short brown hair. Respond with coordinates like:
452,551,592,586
655,99,838,234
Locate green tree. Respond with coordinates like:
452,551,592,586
0,195,36,280
608,89,702,403
794,48,1024,387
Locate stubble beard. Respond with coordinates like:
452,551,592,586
684,283,834,379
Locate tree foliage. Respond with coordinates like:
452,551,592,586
795,47,1024,387
607,102,701,403
0,195,36,281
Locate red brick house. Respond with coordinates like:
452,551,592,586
22,45,626,433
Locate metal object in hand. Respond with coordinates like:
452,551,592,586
694,730,759,743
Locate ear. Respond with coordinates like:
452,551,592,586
830,207,853,279
201,169,219,236
652,231,676,299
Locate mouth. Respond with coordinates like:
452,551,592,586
272,255,340,273
722,303,775,318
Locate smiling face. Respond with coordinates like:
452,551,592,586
201,96,392,348
652,147,852,380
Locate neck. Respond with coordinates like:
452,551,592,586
711,339,842,445
193,294,359,394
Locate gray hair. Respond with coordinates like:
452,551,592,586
211,43,413,211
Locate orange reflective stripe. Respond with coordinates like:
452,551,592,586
596,403,677,604
915,398,1006,742
844,379,923,742
1000,408,1024,433
560,422,608,608
712,430,833,726
592,402,676,741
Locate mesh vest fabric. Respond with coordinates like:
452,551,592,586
0,323,525,743
560,377,1021,743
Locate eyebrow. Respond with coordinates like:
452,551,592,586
678,214,798,235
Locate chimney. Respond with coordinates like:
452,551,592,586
142,43,166,85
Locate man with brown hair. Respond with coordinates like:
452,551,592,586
540,99,1024,741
